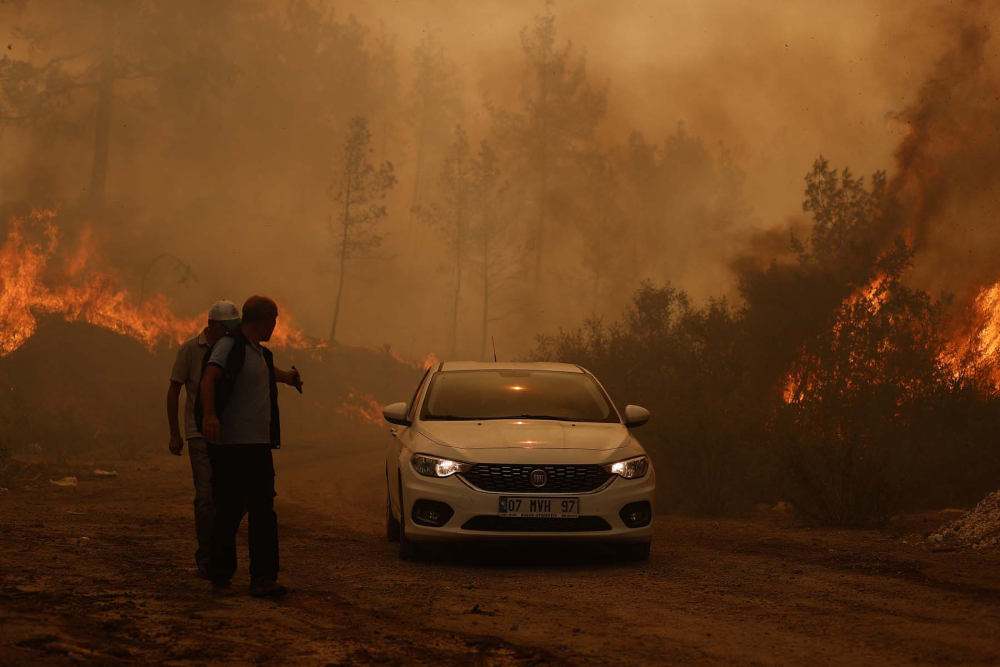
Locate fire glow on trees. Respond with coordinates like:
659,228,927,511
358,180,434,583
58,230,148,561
782,274,890,405
781,271,1000,407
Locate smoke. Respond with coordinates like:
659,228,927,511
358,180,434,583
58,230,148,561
2,0,999,359
882,6,1000,300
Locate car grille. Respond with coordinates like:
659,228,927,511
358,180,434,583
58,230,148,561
460,464,612,493
461,516,612,532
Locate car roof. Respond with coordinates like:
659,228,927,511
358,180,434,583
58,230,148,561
437,361,586,374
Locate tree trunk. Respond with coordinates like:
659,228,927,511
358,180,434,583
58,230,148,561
450,225,463,359
592,268,600,314
88,5,114,212
533,67,550,289
534,171,546,289
330,235,347,344
480,232,490,361
407,102,430,246
330,174,353,344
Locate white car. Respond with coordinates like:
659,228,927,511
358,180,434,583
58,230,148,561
382,361,655,560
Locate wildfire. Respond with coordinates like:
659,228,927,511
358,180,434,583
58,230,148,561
334,390,384,426
942,280,1000,386
781,274,888,405
0,209,201,356
422,351,440,370
964,282,1000,363
0,209,322,357
269,318,326,351
781,267,1000,402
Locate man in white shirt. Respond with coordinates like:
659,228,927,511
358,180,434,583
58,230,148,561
167,299,241,579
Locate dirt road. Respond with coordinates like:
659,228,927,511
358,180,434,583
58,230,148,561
2,427,999,666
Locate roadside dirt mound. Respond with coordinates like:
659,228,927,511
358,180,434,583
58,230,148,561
931,490,1000,549
0,317,422,458
0,316,167,458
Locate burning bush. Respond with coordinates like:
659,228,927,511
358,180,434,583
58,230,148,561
775,244,949,525
532,158,1000,525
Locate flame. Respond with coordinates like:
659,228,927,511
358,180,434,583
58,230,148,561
0,209,323,356
269,317,326,351
782,274,888,404
0,209,201,356
941,280,1000,386
782,271,1000,403
422,351,439,370
334,390,384,426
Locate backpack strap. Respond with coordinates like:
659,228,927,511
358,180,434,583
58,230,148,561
193,346,212,433
194,331,247,433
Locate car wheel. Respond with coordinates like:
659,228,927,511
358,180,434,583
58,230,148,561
385,474,400,543
618,541,651,561
398,480,420,561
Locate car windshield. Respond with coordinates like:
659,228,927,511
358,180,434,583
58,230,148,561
420,370,619,423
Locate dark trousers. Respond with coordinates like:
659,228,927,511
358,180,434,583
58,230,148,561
187,438,215,566
207,443,279,583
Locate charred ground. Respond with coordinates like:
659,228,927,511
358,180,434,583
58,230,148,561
2,436,999,666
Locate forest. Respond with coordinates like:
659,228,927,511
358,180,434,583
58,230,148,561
2,1,1000,524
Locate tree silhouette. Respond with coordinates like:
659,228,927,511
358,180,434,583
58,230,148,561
406,31,462,245
328,117,396,344
801,156,887,272
489,3,606,290
470,139,518,360
415,125,474,358
575,150,626,313
371,24,402,162
0,0,233,212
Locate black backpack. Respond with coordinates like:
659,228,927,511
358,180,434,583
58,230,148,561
194,331,282,449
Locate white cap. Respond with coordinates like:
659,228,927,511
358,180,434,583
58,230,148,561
208,300,241,329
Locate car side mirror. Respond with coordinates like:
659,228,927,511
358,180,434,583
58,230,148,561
382,402,411,426
624,405,650,428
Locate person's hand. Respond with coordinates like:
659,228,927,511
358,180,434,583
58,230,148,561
169,434,184,456
203,415,221,443
290,367,303,391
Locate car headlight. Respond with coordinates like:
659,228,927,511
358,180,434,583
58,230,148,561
410,454,472,478
602,456,650,479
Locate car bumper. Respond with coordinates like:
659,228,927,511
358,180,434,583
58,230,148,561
399,463,655,542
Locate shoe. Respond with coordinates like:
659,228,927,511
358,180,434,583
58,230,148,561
249,580,287,599
197,562,211,580
211,578,234,597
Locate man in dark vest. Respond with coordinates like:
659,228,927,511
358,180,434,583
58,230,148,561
199,295,303,598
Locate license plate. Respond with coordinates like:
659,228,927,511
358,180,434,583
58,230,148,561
499,496,579,518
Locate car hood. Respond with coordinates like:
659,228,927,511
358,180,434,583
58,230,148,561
415,420,631,451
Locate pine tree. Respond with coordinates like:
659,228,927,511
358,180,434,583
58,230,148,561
328,117,396,344
415,125,474,358
406,32,462,245
471,139,517,360
489,4,606,289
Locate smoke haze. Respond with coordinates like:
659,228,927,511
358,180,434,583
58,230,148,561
1,0,997,359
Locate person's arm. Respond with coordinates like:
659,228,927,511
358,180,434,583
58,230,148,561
199,365,223,443
167,381,184,455
273,366,303,388
167,346,191,455
200,336,235,443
